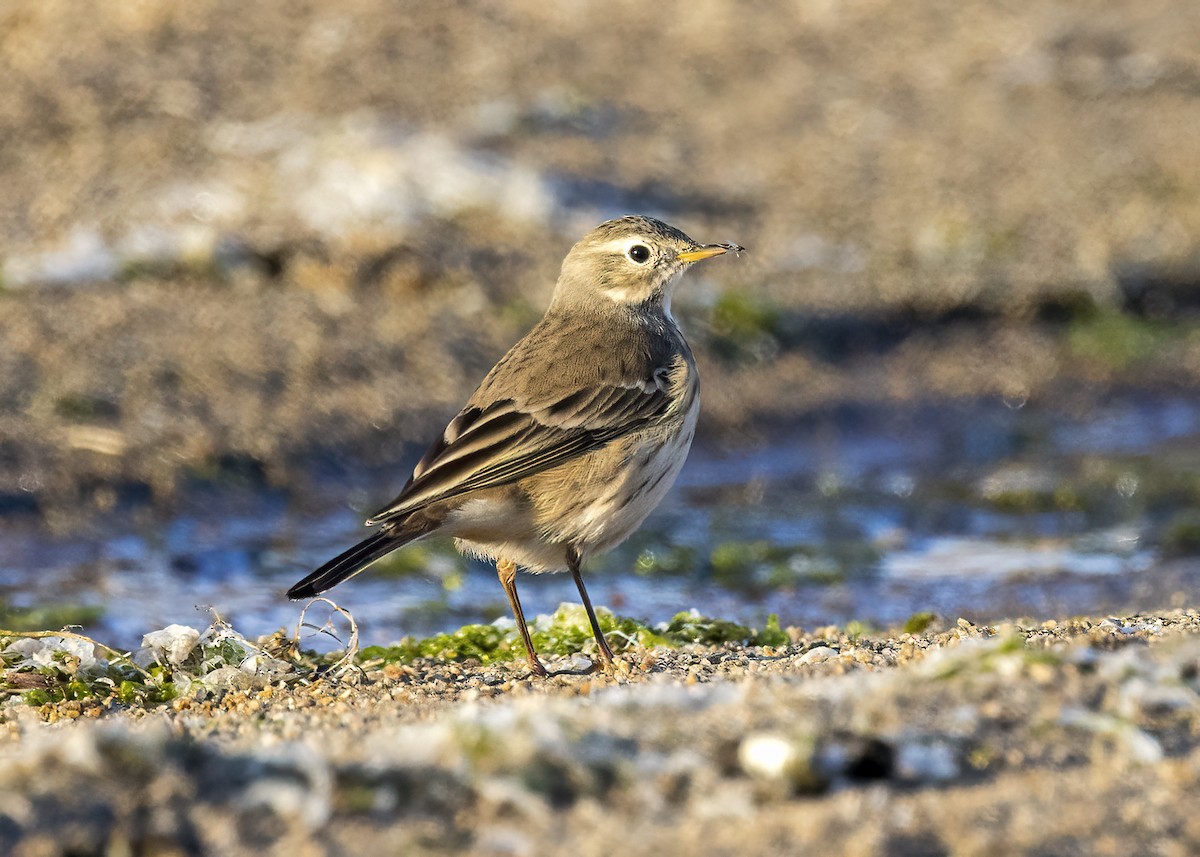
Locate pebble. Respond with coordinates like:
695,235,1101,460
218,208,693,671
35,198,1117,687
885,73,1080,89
7,608,1200,854
799,646,838,665
738,732,819,793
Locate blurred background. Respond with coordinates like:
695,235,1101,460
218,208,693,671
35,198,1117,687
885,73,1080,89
2,0,1199,646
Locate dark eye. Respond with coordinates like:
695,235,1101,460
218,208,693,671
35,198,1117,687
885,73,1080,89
627,244,651,264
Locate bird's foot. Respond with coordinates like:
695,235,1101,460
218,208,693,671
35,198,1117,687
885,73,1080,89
587,651,617,676
595,640,617,674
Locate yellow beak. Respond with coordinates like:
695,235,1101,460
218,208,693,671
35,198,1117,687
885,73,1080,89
677,242,744,264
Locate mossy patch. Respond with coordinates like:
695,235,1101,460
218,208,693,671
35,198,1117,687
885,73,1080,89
1066,308,1181,372
973,455,1200,528
360,604,672,666
1,622,300,716
708,539,877,589
708,291,782,363
360,622,519,666
843,619,875,642
902,612,938,635
632,543,699,577
359,605,792,666
1160,509,1200,557
660,611,753,647
0,599,104,632
368,540,466,581
1,634,176,710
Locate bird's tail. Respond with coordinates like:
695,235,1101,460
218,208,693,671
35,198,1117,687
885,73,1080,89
287,516,437,600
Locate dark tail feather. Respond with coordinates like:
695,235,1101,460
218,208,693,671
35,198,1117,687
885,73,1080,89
287,517,435,599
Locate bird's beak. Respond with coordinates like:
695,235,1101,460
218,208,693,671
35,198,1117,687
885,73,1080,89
677,242,745,263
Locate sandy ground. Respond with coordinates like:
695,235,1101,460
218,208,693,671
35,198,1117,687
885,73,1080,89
3,2,1200,854
4,611,1200,855
3,0,1200,524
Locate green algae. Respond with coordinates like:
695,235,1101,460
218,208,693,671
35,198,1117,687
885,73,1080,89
360,622,518,666
1,604,798,712
708,291,782,363
756,613,790,648
0,599,104,632
0,622,299,712
1160,509,1200,557
632,543,699,577
359,605,791,666
660,611,753,647
359,604,672,666
368,540,467,581
1,639,176,709
1066,308,1180,372
902,612,939,635
708,539,876,590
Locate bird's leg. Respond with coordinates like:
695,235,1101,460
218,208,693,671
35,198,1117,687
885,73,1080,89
567,547,616,670
497,558,548,677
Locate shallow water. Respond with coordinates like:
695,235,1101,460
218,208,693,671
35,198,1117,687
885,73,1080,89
2,394,1198,650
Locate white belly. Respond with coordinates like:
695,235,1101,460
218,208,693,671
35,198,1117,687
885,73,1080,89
445,397,698,573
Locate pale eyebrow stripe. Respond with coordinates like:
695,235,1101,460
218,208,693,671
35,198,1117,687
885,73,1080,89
595,238,644,254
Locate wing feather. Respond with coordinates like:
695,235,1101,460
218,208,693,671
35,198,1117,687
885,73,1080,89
366,380,674,525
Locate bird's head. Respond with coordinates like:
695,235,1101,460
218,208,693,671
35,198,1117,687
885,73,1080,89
551,215,743,315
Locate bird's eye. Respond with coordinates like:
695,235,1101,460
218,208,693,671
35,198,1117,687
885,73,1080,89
627,244,651,264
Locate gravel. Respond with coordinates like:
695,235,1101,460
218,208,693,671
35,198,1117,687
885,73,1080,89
4,610,1200,854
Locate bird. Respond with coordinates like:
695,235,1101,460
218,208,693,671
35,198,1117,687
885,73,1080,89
288,215,743,676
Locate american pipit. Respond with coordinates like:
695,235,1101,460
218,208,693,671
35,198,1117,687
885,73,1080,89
288,215,743,675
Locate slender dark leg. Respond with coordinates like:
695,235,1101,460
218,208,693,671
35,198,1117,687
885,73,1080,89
497,558,548,677
568,547,616,670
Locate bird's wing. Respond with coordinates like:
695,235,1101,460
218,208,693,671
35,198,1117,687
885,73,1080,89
365,375,676,525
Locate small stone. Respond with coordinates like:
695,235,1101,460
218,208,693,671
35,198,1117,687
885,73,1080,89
202,666,264,692
1028,662,1057,684
738,732,822,794
562,653,592,672
799,646,838,665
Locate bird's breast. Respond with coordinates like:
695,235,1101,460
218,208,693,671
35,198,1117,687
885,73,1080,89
527,383,699,558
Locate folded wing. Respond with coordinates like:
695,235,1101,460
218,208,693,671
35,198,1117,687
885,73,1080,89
366,378,674,525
